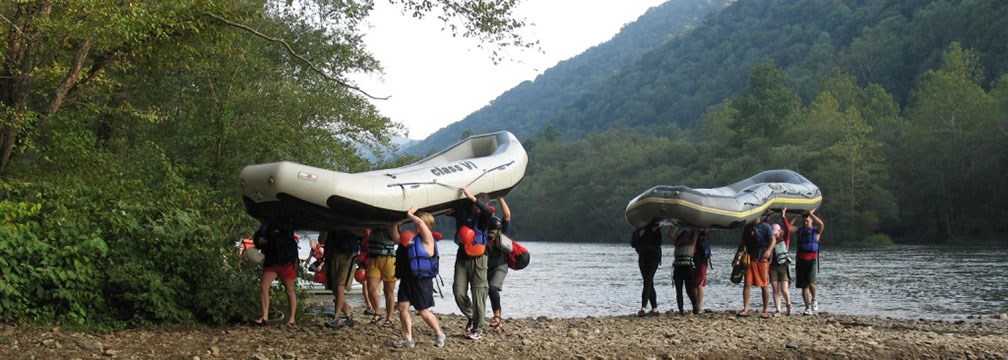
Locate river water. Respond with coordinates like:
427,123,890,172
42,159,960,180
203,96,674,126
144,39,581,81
302,238,1008,320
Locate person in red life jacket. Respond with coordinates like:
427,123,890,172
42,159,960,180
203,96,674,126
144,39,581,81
366,224,399,328
791,209,825,315
692,228,714,314
631,218,662,317
239,237,255,259
322,228,365,329
769,208,796,316
734,214,777,318
452,186,493,340
391,206,446,349
252,222,299,327
486,196,513,329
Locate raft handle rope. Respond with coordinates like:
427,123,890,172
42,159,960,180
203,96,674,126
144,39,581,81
385,160,516,196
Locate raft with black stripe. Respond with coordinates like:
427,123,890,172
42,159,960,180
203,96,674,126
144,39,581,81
240,131,528,230
625,169,822,229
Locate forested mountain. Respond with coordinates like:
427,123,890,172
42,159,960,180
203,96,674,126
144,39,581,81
549,0,1008,137
492,0,1008,244
406,0,733,155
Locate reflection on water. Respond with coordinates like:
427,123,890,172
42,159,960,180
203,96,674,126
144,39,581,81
310,239,1008,320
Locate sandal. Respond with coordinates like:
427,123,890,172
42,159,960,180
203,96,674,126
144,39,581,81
369,315,383,324
252,318,270,326
285,322,297,329
363,307,377,316
759,312,771,318
382,319,395,328
737,310,750,317
489,316,501,328
786,303,793,316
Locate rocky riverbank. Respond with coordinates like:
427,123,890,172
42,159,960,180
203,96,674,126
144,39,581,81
5,309,1008,359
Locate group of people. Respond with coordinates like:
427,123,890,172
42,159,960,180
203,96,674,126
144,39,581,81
633,208,824,318
243,186,516,349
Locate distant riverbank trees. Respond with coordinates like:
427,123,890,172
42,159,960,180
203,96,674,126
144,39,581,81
509,43,1007,246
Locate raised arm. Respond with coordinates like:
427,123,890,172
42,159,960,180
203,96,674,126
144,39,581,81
497,197,511,221
810,209,825,236
407,206,433,245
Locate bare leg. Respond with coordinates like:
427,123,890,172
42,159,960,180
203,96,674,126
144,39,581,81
696,286,705,313
397,302,413,341
336,284,352,320
384,280,396,321
260,271,278,321
771,280,782,313
781,280,793,314
417,309,442,336
282,276,297,325
367,275,382,316
741,284,751,313
760,286,770,314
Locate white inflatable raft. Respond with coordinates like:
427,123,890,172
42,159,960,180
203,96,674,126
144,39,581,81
240,131,528,230
625,169,822,229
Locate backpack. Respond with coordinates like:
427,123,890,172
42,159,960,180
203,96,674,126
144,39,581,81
505,235,530,270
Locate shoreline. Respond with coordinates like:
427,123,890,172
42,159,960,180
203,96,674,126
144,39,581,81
6,310,1007,359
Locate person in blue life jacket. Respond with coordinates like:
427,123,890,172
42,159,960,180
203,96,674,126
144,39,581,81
486,197,513,329
692,228,714,314
251,222,299,328
669,227,700,315
791,209,825,315
733,214,777,318
631,218,663,317
452,186,493,340
391,206,446,349
322,228,365,329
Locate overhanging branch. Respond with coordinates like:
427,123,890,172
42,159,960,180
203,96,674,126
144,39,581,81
203,12,389,100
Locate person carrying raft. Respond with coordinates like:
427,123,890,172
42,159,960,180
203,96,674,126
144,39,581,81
452,187,492,340
486,197,513,329
669,227,700,315
631,218,662,317
391,206,446,349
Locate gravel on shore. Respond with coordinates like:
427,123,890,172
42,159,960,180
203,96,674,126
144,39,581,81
5,309,1008,359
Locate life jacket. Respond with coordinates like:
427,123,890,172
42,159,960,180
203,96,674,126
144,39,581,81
797,226,820,254
367,229,397,257
673,243,694,266
458,225,487,257
771,239,791,265
406,236,439,279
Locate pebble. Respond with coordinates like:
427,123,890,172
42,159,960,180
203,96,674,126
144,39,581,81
786,342,799,349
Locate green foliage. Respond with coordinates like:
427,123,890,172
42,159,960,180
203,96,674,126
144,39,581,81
2,0,535,327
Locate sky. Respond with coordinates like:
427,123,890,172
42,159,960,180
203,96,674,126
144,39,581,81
349,0,667,140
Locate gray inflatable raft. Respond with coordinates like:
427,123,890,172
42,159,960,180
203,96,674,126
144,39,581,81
625,169,822,229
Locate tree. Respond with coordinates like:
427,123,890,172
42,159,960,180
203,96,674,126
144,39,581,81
896,43,999,239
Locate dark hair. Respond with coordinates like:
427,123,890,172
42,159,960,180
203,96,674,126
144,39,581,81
487,216,502,231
